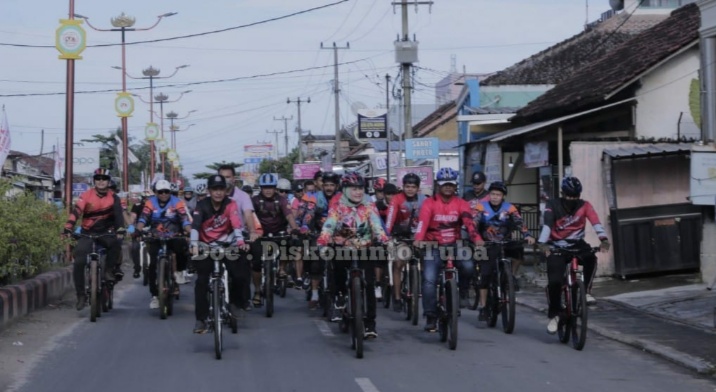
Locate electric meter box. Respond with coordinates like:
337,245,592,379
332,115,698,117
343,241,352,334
395,40,419,64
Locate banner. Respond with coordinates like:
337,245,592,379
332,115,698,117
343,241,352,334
72,148,100,175
395,166,434,195
53,141,63,182
405,137,439,160
484,142,502,186
524,141,548,168
0,107,11,169
370,152,400,172
115,135,139,168
357,109,388,140
243,144,274,173
293,163,322,180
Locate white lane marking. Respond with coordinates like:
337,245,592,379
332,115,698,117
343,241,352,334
315,320,335,337
355,378,380,392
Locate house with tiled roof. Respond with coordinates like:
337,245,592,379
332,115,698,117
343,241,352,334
2,150,57,201
471,4,705,278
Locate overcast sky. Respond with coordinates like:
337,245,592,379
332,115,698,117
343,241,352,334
0,0,608,181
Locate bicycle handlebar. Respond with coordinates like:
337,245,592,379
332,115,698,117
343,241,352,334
72,232,121,241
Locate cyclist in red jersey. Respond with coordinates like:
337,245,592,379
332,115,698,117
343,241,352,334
64,168,125,311
189,175,249,334
385,173,426,311
538,177,610,334
414,168,481,332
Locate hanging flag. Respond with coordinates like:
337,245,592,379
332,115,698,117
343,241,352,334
53,140,63,182
0,106,11,169
115,135,138,164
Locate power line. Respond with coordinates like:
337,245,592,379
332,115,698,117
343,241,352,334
0,0,349,49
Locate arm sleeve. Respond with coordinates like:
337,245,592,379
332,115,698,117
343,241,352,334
584,201,607,240
175,200,192,229
112,194,125,228
228,203,245,244
509,205,530,238
460,200,480,242
317,206,339,246
413,199,432,241
366,205,389,246
538,201,555,243
138,200,153,225
65,196,86,229
385,197,399,236
191,206,204,234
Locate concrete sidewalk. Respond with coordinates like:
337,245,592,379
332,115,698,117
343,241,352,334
519,268,716,374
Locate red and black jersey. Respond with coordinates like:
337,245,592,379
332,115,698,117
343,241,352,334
414,195,480,245
538,198,607,247
65,188,124,233
191,197,244,244
386,193,426,237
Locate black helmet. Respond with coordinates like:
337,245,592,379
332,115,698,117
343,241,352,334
561,176,583,197
313,170,324,181
241,185,254,194
402,173,421,186
322,172,341,185
488,181,508,195
108,180,118,191
293,182,305,192
208,175,227,190
471,171,487,185
383,183,399,195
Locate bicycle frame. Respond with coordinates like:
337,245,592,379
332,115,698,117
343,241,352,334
74,232,116,322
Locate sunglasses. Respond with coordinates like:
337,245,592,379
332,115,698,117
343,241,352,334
94,176,110,181
278,190,287,193
157,190,170,195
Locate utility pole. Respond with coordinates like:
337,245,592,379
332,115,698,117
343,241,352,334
287,97,310,163
266,129,282,159
321,42,350,163
385,74,391,183
273,115,292,157
392,0,433,144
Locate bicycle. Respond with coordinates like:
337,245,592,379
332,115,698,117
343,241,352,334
259,232,291,318
391,239,421,325
73,231,120,322
143,231,185,320
435,252,459,350
337,250,368,359
192,241,239,360
480,240,521,334
548,244,600,351
140,237,149,286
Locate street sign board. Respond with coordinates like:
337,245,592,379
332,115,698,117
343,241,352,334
357,109,388,140
72,183,89,198
395,166,434,195
293,163,322,180
405,138,439,160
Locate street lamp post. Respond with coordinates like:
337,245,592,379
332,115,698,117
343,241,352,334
165,110,196,182
74,11,176,191
287,97,310,163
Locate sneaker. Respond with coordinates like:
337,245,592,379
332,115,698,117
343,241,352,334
149,296,159,309
308,300,319,310
330,307,343,322
334,295,346,310
242,301,253,312
104,269,116,282
193,320,208,334
547,316,559,334
113,266,124,281
252,293,262,307
393,299,403,312
287,276,295,288
75,294,87,311
364,323,378,339
133,271,140,279
424,316,437,332
182,271,192,284
295,277,304,290
375,285,383,301
302,278,311,291
478,307,487,322
586,294,597,305
174,271,186,285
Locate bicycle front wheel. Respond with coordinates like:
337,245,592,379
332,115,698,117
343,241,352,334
486,282,498,328
571,280,588,351
351,276,364,359
410,265,420,326
446,279,459,350
213,278,223,359
558,286,571,344
142,246,149,287
500,266,516,334
89,261,99,322
264,259,274,318
158,257,167,320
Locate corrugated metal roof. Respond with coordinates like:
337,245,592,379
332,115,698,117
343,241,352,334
370,140,459,152
464,107,520,115
602,144,691,159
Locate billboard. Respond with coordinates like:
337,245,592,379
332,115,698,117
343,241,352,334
293,163,322,180
357,109,388,140
242,144,274,173
405,138,439,160
72,148,100,175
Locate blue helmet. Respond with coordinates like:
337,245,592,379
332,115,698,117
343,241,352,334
561,176,582,197
436,167,459,185
258,173,278,187
183,186,194,193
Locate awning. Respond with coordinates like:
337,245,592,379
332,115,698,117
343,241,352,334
479,98,637,143
603,143,691,160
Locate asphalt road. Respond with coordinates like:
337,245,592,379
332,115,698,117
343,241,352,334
6,278,716,392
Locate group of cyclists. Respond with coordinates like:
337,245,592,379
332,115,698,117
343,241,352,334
63,164,610,342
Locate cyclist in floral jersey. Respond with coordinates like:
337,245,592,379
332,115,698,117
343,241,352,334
318,172,388,338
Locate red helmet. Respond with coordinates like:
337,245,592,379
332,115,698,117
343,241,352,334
342,171,366,188
93,168,111,177
373,178,387,191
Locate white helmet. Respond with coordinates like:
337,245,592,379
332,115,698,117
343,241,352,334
155,180,171,192
195,183,207,195
170,182,179,192
277,178,291,191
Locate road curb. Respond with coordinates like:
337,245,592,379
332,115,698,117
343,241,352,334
0,267,73,327
515,295,716,375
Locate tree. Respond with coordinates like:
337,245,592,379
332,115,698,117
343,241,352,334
193,161,244,180
258,148,299,180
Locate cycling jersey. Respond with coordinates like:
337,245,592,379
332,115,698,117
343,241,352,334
474,200,531,242
385,193,426,237
293,193,317,230
414,195,480,245
538,198,607,247
138,195,191,234
191,197,244,245
464,189,489,202
65,188,124,233
317,193,389,247
375,198,389,223
252,194,292,235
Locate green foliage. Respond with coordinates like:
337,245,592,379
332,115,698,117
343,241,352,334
689,78,701,129
257,148,299,180
0,179,68,284
193,161,244,180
